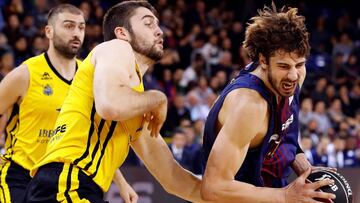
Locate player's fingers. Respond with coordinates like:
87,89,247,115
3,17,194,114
308,199,329,203
131,194,139,203
309,178,334,190
123,196,131,203
310,191,336,200
329,167,337,172
144,113,151,123
150,122,156,137
153,122,160,137
147,120,152,131
299,167,312,181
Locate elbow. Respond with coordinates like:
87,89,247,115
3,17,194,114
200,178,219,201
95,100,121,121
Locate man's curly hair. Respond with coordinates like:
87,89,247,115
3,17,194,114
243,2,310,63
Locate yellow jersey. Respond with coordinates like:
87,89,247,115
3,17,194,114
2,53,80,171
32,51,145,192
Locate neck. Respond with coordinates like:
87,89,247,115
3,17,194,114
133,51,154,76
47,45,77,80
251,64,282,103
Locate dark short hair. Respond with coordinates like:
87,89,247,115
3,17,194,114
243,3,310,63
102,1,157,41
47,4,83,25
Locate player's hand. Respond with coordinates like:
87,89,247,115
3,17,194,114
284,168,336,203
118,181,138,203
144,94,167,137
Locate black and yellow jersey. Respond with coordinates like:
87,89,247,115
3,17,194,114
32,51,145,192
2,53,80,171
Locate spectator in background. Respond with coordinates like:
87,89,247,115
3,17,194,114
310,76,328,103
160,68,176,101
324,84,336,106
182,124,202,175
310,15,331,53
201,33,220,72
339,85,352,116
180,53,205,89
13,36,30,66
162,94,191,136
3,14,21,45
0,33,11,51
349,83,360,116
4,0,24,17
312,136,331,166
313,100,332,134
0,50,14,78
30,0,50,28
332,32,354,62
300,136,314,165
344,136,359,167
169,128,192,170
327,98,347,128
30,35,47,56
210,50,233,77
328,137,346,168
19,15,38,40
299,97,315,130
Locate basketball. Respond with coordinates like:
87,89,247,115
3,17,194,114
306,170,353,203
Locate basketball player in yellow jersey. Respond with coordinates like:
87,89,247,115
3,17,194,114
0,4,137,203
24,1,213,203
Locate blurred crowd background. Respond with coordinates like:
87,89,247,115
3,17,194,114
0,0,359,174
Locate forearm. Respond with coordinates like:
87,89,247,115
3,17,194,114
96,88,167,121
113,168,127,189
131,129,203,202
291,153,311,176
202,178,286,203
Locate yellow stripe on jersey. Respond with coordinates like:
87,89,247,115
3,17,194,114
1,53,81,171
32,51,145,192
0,161,12,203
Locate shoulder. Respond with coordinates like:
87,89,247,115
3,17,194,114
0,64,29,96
223,88,268,120
9,64,29,82
22,53,45,68
92,39,134,59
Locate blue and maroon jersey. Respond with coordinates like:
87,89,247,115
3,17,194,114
202,62,303,187
261,86,302,188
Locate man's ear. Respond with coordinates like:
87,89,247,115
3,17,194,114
45,25,53,40
259,53,268,70
114,27,130,41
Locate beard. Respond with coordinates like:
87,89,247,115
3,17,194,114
267,65,296,98
128,28,163,62
53,32,82,59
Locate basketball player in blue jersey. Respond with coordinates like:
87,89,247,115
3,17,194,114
201,4,337,203
0,4,137,203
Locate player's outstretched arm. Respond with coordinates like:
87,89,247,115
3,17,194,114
92,39,167,122
113,169,138,203
130,125,206,203
0,65,29,115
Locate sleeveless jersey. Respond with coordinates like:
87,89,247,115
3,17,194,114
261,83,302,187
2,53,79,170
31,51,145,192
